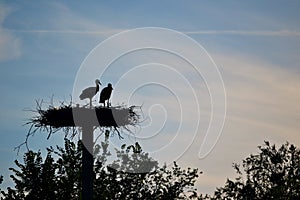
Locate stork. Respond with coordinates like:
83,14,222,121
99,83,113,107
79,79,101,107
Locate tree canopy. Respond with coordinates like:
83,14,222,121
1,137,200,200
206,141,300,200
1,140,300,199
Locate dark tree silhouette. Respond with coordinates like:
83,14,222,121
3,139,299,199
1,137,201,199
204,141,300,200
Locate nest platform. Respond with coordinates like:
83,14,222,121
33,106,138,128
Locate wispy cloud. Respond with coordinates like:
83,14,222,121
6,29,122,35
184,30,300,37
0,6,21,62
217,53,300,133
182,52,300,194
6,28,300,37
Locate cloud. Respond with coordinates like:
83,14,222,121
8,29,121,35
8,29,300,38
6,2,122,37
0,5,21,62
184,30,300,37
169,52,300,194
217,53,300,133
199,54,300,166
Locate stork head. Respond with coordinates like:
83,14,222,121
108,83,113,89
95,79,102,85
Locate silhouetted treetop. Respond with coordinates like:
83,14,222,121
206,141,300,200
1,138,201,200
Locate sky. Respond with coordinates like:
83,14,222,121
0,0,300,195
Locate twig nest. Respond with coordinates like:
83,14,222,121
35,106,138,128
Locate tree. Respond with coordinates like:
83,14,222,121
209,141,300,200
1,137,201,199
4,137,298,200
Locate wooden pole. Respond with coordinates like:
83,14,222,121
82,125,94,200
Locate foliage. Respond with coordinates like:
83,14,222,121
3,139,299,199
1,138,201,200
207,141,300,200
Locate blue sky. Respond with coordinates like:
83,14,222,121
1,0,300,194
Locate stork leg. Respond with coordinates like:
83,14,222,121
89,98,92,108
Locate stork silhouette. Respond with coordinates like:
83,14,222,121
99,83,113,107
79,79,101,107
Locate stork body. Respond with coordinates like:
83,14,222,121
99,83,113,107
79,79,101,107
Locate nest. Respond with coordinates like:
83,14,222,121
19,100,140,150
15,99,141,154
29,102,139,129
35,105,138,128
